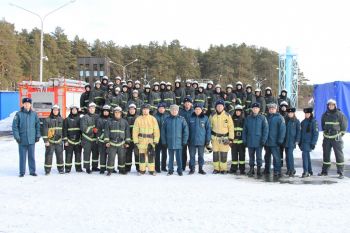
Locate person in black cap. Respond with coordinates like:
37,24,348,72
12,98,41,177
299,107,319,177
179,97,194,171
284,108,301,177
243,102,268,177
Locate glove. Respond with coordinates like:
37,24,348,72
124,143,130,148
310,144,315,150
16,139,21,144
64,142,69,147
35,137,40,143
93,128,98,134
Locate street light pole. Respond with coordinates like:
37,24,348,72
10,0,76,83
109,59,138,81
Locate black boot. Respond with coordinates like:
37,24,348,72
301,172,310,178
229,167,237,174
30,173,37,176
76,167,83,172
65,168,71,173
239,169,246,175
256,166,262,177
167,171,173,176
92,167,100,172
100,169,105,174
318,170,328,176
199,168,206,175
188,168,195,175
338,172,344,179
86,169,92,174
247,167,255,177
212,170,220,174
263,167,270,175
106,171,112,176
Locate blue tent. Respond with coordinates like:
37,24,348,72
313,81,350,132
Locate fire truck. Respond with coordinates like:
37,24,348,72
19,78,87,119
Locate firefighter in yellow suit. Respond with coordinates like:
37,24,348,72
133,104,160,175
210,99,235,174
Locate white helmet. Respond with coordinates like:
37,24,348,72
215,84,221,89
327,99,337,106
89,102,96,107
128,103,137,109
135,80,141,85
52,104,60,110
236,81,243,86
115,76,122,81
102,105,111,111
226,84,233,89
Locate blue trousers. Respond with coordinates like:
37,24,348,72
188,145,205,169
302,151,313,174
264,146,281,173
168,149,182,173
285,147,295,172
248,147,262,167
19,144,36,175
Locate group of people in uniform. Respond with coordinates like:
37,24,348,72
12,76,348,179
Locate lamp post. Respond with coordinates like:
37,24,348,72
10,0,76,83
109,59,138,81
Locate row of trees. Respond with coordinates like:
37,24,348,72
0,19,310,105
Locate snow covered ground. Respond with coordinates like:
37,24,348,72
1,112,350,233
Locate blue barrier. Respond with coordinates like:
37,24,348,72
0,91,19,120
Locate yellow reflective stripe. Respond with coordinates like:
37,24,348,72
323,162,331,165
100,165,106,168
239,161,245,164
68,128,80,131
336,162,345,165
63,137,68,140
86,126,94,134
83,161,90,164
56,164,64,166
82,133,96,141
325,122,340,125
196,99,205,103
75,162,82,165
125,162,132,165
118,165,125,168
233,140,243,144
49,127,62,130
67,139,81,145
65,163,73,166
323,133,342,139
110,141,125,147
232,161,238,165
106,166,115,169
164,98,173,101
94,97,104,99
92,159,99,162
42,136,48,139
44,164,52,167
234,127,243,131
110,130,125,133
49,139,62,144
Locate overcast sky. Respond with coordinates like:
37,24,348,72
1,0,349,84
